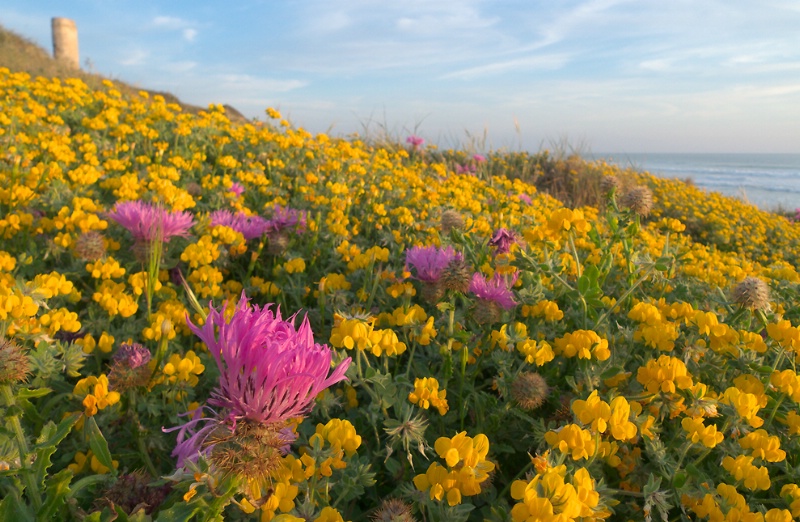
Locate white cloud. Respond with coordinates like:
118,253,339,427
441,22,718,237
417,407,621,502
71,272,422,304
120,49,148,66
182,28,197,42
441,54,569,80
152,16,188,29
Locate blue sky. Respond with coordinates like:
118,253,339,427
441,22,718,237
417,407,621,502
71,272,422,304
4,1,800,153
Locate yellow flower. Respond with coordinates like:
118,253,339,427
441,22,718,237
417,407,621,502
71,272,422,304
681,416,723,448
73,374,120,417
409,377,449,415
572,390,611,434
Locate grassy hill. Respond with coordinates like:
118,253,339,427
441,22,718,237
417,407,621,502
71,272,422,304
0,23,246,122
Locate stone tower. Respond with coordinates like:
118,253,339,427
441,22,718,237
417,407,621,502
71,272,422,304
52,17,79,69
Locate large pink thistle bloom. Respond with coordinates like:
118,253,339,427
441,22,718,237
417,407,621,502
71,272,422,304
168,294,351,465
107,201,194,242
209,210,269,240
469,272,518,310
405,245,459,283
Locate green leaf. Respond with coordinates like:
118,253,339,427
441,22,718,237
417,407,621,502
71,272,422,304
37,469,73,521
672,471,687,489
0,489,35,522
85,417,117,477
17,388,52,400
154,501,204,522
33,413,80,486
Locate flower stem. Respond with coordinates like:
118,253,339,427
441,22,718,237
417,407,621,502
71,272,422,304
1,384,43,510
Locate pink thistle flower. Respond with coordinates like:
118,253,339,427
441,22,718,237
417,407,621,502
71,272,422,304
469,272,518,310
209,210,269,240
228,182,245,198
472,154,486,163
168,293,351,466
406,135,424,148
489,228,518,255
265,205,307,234
107,201,194,243
405,245,459,283
518,193,533,205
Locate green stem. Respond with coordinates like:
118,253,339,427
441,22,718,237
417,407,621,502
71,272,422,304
1,384,43,510
594,269,653,329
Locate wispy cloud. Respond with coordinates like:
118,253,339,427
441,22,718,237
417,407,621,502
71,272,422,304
441,54,569,80
151,15,199,42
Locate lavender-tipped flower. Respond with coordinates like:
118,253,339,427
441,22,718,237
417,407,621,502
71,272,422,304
469,272,518,310
209,210,269,240
107,201,194,243
168,293,351,467
405,246,459,284
488,228,517,255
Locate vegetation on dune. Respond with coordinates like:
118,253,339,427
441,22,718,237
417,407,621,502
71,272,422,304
1,52,800,522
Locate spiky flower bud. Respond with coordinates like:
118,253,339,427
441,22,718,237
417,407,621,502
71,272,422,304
732,277,770,311
511,372,549,411
621,186,653,217
266,232,290,256
73,231,107,261
207,421,295,484
0,339,30,385
600,175,621,195
108,343,152,392
473,301,502,325
440,209,464,234
371,498,417,522
440,258,471,293
96,471,170,515
419,281,445,305
185,182,203,197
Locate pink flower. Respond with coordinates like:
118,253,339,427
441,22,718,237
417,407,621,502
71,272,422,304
469,272,517,310
167,293,351,465
518,193,533,205
265,205,307,234
405,245,459,283
406,135,424,148
472,154,486,163
228,182,245,198
488,228,517,255
107,201,194,243
210,210,269,240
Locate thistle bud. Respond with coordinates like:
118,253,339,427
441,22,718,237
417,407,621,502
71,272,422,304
621,186,653,217
73,231,107,261
371,498,417,522
185,182,203,197
440,209,464,234
419,281,445,305
96,471,170,515
0,339,30,385
732,277,770,311
207,421,295,484
440,257,471,293
511,372,549,411
266,232,290,256
473,301,502,325
600,175,621,195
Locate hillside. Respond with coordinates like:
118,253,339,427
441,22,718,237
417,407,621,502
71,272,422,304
0,23,246,122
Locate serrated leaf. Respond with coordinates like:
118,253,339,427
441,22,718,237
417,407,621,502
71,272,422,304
37,468,73,521
17,388,52,400
85,417,117,477
0,488,35,522
33,413,80,486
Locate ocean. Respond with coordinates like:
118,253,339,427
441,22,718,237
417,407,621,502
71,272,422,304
590,153,800,212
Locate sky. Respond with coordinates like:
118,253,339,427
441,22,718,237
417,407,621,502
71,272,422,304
3,1,800,153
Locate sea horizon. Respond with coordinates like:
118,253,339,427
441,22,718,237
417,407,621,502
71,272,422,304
588,152,800,212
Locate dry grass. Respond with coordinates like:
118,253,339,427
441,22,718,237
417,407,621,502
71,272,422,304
0,24,247,123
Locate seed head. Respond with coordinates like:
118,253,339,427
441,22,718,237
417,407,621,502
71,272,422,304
732,277,770,311
511,372,549,411
185,182,203,197
0,339,30,385
371,498,417,522
108,343,152,392
440,257,471,293
621,186,653,217
600,175,621,195
207,421,295,483
419,281,445,305
473,301,502,325
74,231,107,261
96,470,171,515
266,232,290,256
440,209,464,234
